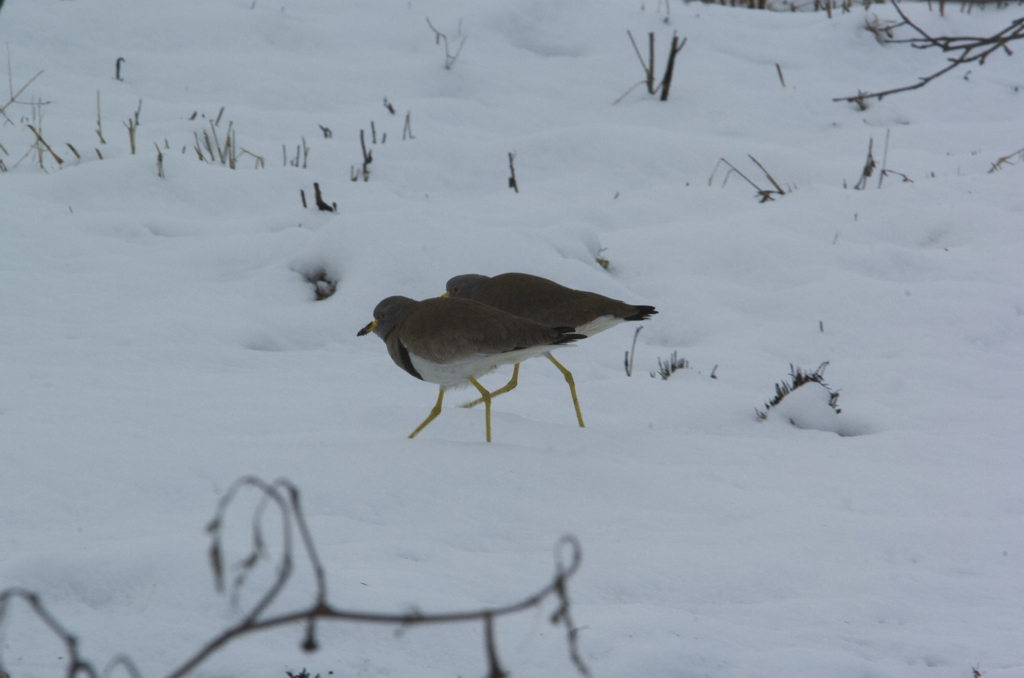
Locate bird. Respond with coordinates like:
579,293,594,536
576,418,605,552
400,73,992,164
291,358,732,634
444,273,658,427
357,295,584,442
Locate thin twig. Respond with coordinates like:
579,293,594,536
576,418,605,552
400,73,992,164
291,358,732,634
748,155,784,195
626,31,655,93
426,17,467,69
0,69,43,123
988,145,1024,173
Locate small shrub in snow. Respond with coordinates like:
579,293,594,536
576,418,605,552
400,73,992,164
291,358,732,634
300,268,337,301
193,119,264,169
651,351,689,379
756,361,841,421
286,669,321,678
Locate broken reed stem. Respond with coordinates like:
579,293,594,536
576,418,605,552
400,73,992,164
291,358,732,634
359,129,372,179
96,90,105,144
659,33,686,101
121,99,142,155
878,128,890,188
854,138,875,190
154,142,164,178
193,132,205,161
209,122,223,163
124,119,137,154
313,182,334,211
26,124,62,165
648,33,656,94
748,154,784,195
402,111,414,140
623,30,685,102
507,152,518,193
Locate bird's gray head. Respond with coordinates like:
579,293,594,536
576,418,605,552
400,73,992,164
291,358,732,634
357,296,416,340
445,274,490,300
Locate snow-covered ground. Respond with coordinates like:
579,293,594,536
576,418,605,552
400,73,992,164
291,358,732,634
2,0,1023,676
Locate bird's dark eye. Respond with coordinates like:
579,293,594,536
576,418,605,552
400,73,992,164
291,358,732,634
452,287,461,295
380,312,388,320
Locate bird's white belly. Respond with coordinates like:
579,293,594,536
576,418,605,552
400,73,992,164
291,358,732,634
408,343,569,388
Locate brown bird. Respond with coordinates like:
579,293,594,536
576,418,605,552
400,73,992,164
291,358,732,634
445,273,657,426
358,295,584,442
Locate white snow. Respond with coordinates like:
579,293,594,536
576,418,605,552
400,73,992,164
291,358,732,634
2,0,1023,676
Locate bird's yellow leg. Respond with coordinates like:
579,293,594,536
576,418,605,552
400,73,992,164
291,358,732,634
461,364,520,408
546,354,584,428
468,377,493,442
409,387,445,439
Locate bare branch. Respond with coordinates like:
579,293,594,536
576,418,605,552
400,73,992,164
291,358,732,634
834,0,1024,104
3,477,587,678
0,589,99,678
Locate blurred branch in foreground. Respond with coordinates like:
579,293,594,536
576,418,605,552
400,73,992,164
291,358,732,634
0,476,588,678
